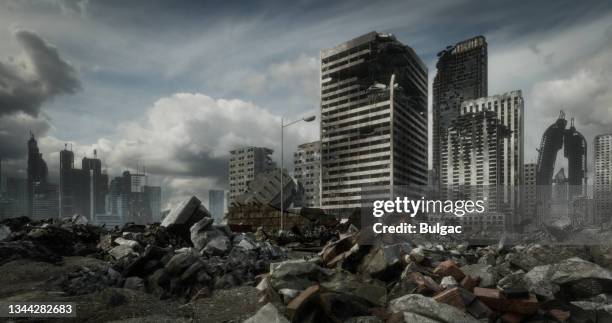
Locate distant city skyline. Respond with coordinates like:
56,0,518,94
0,0,611,209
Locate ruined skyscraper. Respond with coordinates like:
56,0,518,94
27,133,49,217
228,147,275,206
433,36,488,187
536,112,587,224
293,141,321,208
441,109,509,213
320,31,428,213
594,133,612,224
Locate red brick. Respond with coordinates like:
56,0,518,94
433,287,465,310
433,260,466,281
474,287,538,315
286,285,320,319
500,312,523,323
408,272,442,295
461,275,480,291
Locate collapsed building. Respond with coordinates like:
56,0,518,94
536,111,588,225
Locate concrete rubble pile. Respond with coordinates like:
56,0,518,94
0,196,287,303
247,229,612,323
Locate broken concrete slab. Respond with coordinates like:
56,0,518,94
460,264,498,288
244,302,289,323
389,294,480,323
320,270,387,306
161,196,204,231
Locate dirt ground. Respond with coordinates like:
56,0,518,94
0,257,261,322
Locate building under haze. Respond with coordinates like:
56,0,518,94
107,171,160,225
59,147,109,220
228,147,276,206
523,163,537,222
432,36,488,188
208,189,225,222
27,133,49,218
319,31,428,213
594,133,612,225
293,141,321,208
536,112,587,224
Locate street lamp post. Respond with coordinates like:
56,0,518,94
280,115,316,233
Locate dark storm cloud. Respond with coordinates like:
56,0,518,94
0,29,81,117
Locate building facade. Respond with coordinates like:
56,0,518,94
208,189,225,222
594,134,612,225
320,31,428,213
228,147,275,206
523,163,537,223
432,36,488,188
441,110,508,213
294,141,321,207
27,133,49,217
59,147,109,220
107,171,158,225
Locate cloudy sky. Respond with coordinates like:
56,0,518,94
0,0,611,208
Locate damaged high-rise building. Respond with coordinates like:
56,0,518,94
320,31,428,214
293,141,321,208
228,147,276,206
536,111,587,224
432,36,488,188
594,133,612,225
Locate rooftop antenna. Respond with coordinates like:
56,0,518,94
571,117,575,128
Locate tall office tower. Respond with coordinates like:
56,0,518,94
458,91,524,230
27,133,49,217
294,141,321,207
145,185,162,222
441,110,509,212
60,147,109,219
208,189,225,222
32,182,59,219
228,147,275,206
6,177,27,216
432,36,487,187
320,32,428,213
523,163,537,221
107,171,154,225
594,134,612,224
82,150,109,217
59,146,76,216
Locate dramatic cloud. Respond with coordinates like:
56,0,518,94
35,93,318,208
0,28,81,117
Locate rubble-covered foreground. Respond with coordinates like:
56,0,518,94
248,230,612,323
1,197,612,322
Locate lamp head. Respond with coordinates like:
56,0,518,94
303,115,316,122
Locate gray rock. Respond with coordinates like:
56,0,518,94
278,288,299,304
70,214,89,225
161,196,204,231
189,218,215,250
344,316,384,323
497,270,526,290
320,270,387,306
525,257,612,299
389,294,479,323
123,276,145,291
410,247,425,263
507,244,589,271
0,225,11,241
244,303,289,323
114,237,140,250
164,251,199,276
109,245,138,260
440,276,458,289
359,244,407,277
270,260,332,291
203,235,231,256
237,238,256,250
460,264,498,288
401,312,439,323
